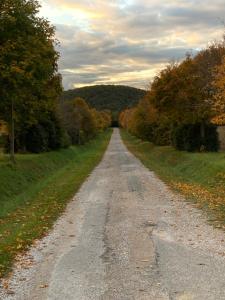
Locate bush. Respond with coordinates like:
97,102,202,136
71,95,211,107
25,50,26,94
134,122,155,142
205,125,219,152
25,115,71,153
0,135,5,147
172,123,219,152
153,123,171,146
3,112,71,154
0,135,7,152
25,124,49,153
42,114,63,150
60,130,71,148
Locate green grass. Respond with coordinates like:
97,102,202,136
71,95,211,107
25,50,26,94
121,129,225,228
0,129,112,277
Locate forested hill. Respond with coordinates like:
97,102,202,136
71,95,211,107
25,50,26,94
61,85,146,112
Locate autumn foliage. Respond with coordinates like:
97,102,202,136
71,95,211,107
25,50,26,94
0,1,112,157
120,40,225,151
60,97,111,145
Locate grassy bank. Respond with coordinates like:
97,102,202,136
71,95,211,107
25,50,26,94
121,130,225,229
0,129,112,277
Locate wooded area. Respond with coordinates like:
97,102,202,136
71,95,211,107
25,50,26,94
62,85,146,113
62,85,146,126
2,0,225,162
120,40,225,152
0,0,111,163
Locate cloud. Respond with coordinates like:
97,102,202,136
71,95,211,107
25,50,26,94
40,0,225,90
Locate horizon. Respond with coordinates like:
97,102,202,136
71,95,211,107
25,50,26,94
39,0,225,90
64,83,148,92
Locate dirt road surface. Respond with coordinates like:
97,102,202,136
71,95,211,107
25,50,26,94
1,129,225,300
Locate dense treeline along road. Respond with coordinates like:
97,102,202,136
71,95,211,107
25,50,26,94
2,0,225,298
61,85,146,114
0,0,112,162
118,35,225,237
120,41,225,152
1,129,225,299
61,85,146,127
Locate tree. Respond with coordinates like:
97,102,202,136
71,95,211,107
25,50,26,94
149,56,205,125
212,56,225,123
193,42,225,138
61,85,146,114
119,108,136,132
0,0,61,162
91,109,112,131
60,98,97,144
128,97,157,141
194,41,225,106
120,41,225,151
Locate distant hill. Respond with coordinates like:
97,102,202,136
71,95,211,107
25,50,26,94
61,85,146,113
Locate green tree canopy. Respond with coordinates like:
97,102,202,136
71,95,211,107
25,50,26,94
0,0,62,161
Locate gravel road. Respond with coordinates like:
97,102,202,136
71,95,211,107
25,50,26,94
1,128,225,300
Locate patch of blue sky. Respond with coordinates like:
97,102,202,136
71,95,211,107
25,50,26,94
118,0,134,9
39,3,91,31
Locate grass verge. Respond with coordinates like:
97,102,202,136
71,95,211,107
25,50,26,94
121,129,225,229
0,129,112,277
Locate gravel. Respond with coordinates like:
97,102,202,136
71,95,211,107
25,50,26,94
1,129,225,300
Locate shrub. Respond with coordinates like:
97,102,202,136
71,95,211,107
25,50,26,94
172,123,219,152
204,125,219,152
4,112,71,154
25,124,49,153
60,130,71,148
153,123,171,146
0,135,7,152
25,116,70,153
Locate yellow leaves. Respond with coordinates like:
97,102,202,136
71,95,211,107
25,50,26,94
16,244,23,250
16,237,25,250
173,182,208,200
40,284,49,289
91,108,112,131
212,57,225,117
11,65,24,74
2,280,9,290
0,120,8,135
119,107,136,131
211,114,225,126
172,181,225,227
0,131,111,279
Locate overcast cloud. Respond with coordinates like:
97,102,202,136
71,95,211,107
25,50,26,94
39,0,225,90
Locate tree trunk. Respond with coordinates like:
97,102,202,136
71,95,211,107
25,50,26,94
10,99,15,164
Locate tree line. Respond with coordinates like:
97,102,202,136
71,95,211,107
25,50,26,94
62,85,146,114
0,0,111,162
120,39,225,152
62,85,146,127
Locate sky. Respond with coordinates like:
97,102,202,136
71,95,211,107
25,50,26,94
39,0,225,90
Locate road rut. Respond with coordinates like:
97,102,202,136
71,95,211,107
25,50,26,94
1,129,225,300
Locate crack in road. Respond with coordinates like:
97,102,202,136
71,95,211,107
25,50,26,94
2,129,225,300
